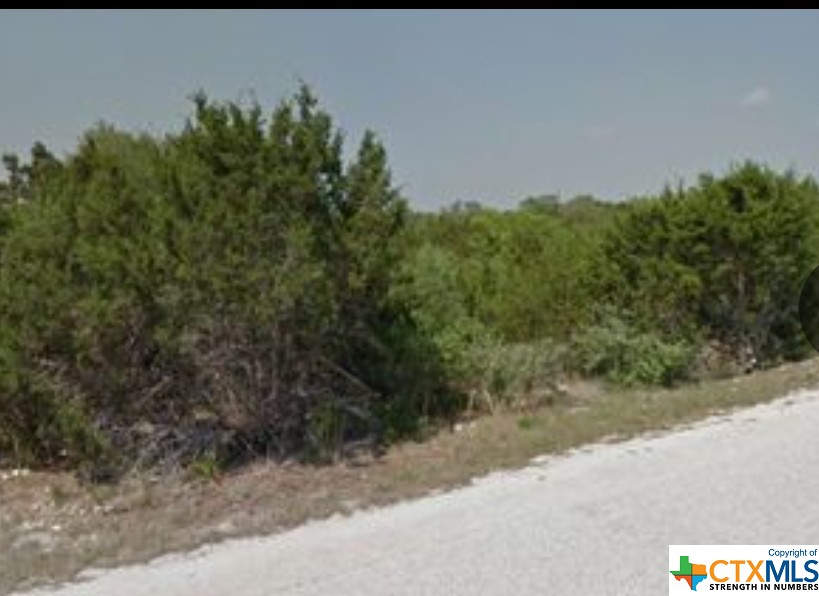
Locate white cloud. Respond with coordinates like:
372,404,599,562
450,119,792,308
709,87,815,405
739,86,772,108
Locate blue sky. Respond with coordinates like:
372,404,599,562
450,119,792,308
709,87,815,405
1,9,817,209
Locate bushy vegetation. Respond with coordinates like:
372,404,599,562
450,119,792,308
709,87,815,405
0,88,449,472
598,165,819,363
398,163,818,395
569,314,694,386
1,86,817,475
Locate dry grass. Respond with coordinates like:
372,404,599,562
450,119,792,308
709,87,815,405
2,357,819,595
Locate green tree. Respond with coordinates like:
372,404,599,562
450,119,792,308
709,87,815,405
0,87,449,470
599,162,819,362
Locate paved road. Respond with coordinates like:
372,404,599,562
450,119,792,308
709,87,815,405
19,388,819,596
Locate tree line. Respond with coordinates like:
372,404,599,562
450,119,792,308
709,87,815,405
1,87,816,475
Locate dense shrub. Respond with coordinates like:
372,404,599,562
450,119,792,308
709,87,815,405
598,163,819,364
570,315,695,387
0,88,451,471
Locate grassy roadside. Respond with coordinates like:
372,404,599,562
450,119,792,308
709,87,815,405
3,357,819,595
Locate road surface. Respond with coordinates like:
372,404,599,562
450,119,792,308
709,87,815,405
18,388,819,595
